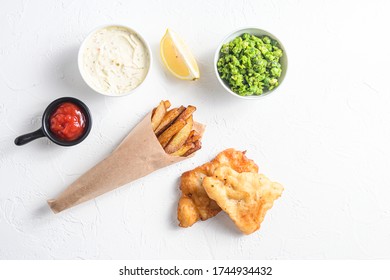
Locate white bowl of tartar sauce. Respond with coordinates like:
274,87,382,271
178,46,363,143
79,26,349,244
78,25,152,96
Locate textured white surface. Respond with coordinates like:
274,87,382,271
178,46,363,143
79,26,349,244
1,0,390,260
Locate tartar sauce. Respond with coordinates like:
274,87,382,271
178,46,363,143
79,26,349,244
81,26,150,95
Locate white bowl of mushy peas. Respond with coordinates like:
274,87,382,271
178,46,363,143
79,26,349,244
78,25,152,96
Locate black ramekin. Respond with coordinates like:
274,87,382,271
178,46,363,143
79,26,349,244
14,97,92,146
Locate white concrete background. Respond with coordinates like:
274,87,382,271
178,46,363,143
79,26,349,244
1,0,389,260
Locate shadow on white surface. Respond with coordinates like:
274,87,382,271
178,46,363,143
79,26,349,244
168,176,182,230
210,212,243,237
33,203,52,217
196,49,238,104
51,45,96,101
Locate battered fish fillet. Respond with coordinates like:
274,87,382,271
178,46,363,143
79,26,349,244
203,166,283,235
178,149,258,227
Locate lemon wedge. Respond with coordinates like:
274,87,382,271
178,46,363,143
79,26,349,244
160,28,200,81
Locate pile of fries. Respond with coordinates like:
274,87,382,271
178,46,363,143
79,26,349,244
151,100,202,156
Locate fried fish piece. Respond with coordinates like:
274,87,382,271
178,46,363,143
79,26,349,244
177,149,259,227
203,166,283,235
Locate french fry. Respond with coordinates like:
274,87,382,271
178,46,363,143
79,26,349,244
151,101,167,131
155,106,185,136
165,116,193,154
185,130,195,143
158,119,186,148
189,130,201,143
152,101,202,157
176,105,196,122
171,142,195,156
185,130,196,144
183,140,202,157
164,100,171,109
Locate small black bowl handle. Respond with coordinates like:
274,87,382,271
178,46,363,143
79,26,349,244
14,128,46,146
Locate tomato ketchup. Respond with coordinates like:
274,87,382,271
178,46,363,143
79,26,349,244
49,102,86,141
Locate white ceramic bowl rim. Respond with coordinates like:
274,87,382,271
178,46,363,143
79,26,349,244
214,26,288,100
78,24,152,97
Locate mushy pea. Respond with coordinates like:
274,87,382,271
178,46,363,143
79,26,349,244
217,33,283,96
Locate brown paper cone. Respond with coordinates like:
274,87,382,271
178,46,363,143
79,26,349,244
47,111,205,213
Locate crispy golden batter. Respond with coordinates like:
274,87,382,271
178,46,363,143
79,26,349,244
203,166,283,235
178,149,258,227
